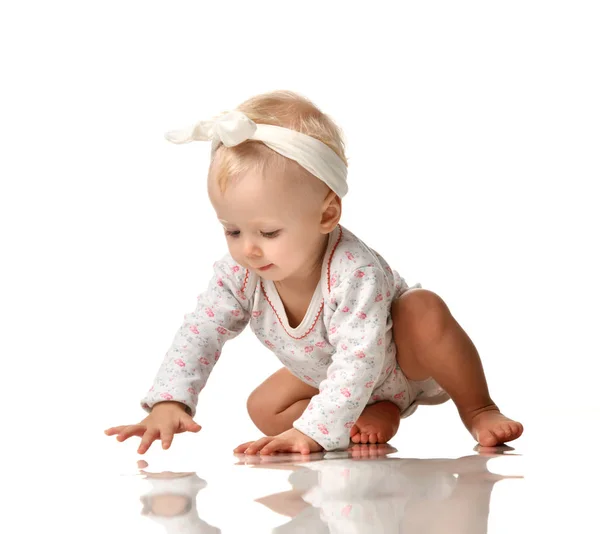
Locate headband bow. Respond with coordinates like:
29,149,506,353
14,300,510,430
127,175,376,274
164,110,348,197
165,111,258,147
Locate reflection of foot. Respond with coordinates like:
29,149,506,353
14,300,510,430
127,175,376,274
349,443,398,459
350,401,401,444
473,443,516,457
468,409,524,446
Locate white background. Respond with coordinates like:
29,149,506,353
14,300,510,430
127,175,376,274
1,1,599,531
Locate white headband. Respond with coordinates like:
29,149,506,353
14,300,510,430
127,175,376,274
164,110,348,197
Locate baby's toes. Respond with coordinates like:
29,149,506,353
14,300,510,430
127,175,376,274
477,429,499,447
490,421,522,444
369,433,378,444
378,431,393,443
490,424,508,443
351,432,362,443
509,421,524,439
361,433,370,444
498,421,522,442
506,421,523,440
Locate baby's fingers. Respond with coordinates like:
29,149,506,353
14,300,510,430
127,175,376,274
160,427,175,450
258,440,282,455
137,428,160,455
183,418,202,433
245,437,273,455
234,441,256,454
114,425,147,442
260,437,303,455
105,425,140,437
104,426,125,436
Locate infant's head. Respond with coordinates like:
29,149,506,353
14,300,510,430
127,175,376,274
208,90,347,284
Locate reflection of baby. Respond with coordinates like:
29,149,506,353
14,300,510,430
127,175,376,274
138,469,221,534
257,467,329,534
250,450,520,534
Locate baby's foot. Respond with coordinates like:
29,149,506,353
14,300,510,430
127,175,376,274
468,408,524,447
350,401,401,444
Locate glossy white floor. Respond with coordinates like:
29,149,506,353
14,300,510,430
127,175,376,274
8,406,594,534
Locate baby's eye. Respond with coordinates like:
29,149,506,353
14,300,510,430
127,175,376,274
262,230,281,239
224,230,280,239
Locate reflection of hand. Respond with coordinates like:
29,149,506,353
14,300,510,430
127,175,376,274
233,444,397,467
234,428,324,455
136,460,194,479
104,401,201,454
136,469,220,533
234,451,325,468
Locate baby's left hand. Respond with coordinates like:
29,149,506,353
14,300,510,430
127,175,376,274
234,428,323,455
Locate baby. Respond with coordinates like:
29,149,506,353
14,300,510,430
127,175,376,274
105,90,523,455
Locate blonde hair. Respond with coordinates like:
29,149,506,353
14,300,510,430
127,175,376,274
208,90,348,194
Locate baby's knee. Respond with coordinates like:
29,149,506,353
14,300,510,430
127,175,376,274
392,289,450,345
246,387,269,421
246,388,278,434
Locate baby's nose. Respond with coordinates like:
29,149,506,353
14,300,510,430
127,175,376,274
243,239,262,258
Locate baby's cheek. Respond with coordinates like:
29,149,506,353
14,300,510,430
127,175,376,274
275,243,298,265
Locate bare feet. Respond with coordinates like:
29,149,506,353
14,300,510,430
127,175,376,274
350,401,401,444
467,408,524,446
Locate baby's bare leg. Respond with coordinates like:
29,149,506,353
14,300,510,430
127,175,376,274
248,367,401,444
246,368,319,436
392,289,523,446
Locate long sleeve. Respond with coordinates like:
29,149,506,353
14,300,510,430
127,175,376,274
293,265,391,451
140,255,254,417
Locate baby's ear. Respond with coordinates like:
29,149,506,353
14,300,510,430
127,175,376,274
320,191,342,231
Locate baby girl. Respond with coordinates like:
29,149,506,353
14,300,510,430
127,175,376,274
105,90,523,455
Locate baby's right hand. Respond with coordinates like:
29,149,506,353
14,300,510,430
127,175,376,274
104,401,202,454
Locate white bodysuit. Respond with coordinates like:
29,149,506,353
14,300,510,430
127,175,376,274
141,224,449,451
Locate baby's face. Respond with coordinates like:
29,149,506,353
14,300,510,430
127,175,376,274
208,168,330,283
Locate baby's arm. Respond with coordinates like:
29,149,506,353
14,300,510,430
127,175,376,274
293,265,391,451
140,256,254,417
